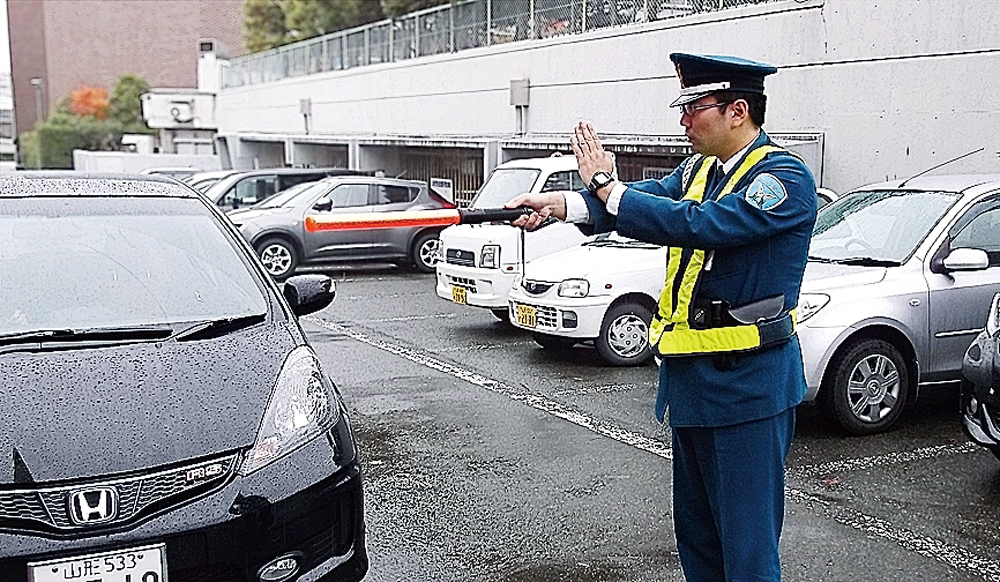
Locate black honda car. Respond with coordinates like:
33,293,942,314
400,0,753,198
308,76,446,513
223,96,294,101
962,291,1000,460
0,173,367,581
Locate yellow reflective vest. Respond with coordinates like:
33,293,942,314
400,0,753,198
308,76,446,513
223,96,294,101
648,145,797,356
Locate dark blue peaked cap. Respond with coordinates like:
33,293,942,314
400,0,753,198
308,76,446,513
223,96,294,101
669,53,778,107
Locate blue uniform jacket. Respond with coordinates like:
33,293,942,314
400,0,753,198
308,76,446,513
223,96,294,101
581,131,817,427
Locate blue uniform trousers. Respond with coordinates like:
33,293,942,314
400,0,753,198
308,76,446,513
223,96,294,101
671,408,795,582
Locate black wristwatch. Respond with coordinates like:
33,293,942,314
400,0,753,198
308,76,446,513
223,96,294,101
588,171,615,194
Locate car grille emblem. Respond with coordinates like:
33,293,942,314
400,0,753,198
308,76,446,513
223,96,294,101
67,487,119,525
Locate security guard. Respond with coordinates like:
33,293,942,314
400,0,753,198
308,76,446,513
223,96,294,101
510,53,817,581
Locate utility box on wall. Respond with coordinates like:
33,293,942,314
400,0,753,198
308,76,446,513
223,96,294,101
141,89,216,129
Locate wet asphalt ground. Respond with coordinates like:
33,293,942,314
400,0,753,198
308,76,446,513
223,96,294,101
300,267,1000,582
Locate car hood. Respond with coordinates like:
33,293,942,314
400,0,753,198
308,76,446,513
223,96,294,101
0,323,296,484
440,223,519,247
524,242,666,281
228,207,296,222
800,261,888,292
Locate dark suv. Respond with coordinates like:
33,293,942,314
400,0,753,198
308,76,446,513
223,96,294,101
202,167,364,210
231,175,455,277
0,173,367,582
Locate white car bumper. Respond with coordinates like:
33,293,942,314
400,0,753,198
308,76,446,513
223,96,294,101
507,288,611,339
435,262,515,309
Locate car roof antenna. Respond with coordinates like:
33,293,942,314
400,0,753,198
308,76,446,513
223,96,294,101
898,147,984,188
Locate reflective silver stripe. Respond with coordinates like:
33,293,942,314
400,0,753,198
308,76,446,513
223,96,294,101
934,328,982,338
678,81,731,96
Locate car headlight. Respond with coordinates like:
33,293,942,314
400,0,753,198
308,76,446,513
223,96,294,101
796,293,830,323
558,279,590,298
480,244,500,268
240,346,341,476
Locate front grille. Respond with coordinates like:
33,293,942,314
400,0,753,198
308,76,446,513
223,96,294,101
446,248,475,267
0,453,240,534
522,280,553,295
536,306,559,329
449,275,477,293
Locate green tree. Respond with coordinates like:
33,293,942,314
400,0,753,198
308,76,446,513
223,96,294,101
108,73,153,133
18,72,153,169
284,0,384,40
380,0,448,19
244,0,288,52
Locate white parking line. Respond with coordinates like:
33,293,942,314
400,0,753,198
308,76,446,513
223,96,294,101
307,316,1000,580
306,317,672,460
792,441,981,479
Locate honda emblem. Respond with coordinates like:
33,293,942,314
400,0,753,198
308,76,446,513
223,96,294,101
67,487,119,525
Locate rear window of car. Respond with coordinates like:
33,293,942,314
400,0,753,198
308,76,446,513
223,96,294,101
0,196,268,335
377,184,418,204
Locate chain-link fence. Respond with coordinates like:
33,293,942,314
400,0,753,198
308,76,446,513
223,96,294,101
224,0,777,88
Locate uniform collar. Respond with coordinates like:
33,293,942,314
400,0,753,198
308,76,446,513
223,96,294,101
717,130,763,176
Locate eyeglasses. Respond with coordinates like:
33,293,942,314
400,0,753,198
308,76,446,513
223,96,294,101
679,101,732,116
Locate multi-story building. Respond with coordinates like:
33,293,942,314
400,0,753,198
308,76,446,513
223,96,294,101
7,0,245,145
0,73,15,171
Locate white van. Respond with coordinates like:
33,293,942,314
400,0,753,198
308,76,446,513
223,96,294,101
435,155,590,321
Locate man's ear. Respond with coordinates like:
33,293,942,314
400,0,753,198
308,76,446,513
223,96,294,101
730,99,749,126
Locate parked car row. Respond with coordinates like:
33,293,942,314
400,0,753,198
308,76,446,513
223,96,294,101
438,171,1000,438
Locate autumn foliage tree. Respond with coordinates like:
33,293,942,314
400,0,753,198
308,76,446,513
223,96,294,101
19,73,155,169
69,86,110,120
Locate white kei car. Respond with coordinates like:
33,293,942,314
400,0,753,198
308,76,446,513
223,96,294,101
507,233,666,366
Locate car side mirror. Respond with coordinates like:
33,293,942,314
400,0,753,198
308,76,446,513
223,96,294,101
313,198,333,212
942,247,989,272
231,197,241,210
283,274,336,316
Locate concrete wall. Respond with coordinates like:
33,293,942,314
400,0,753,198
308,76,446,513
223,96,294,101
215,0,1000,193
72,151,221,174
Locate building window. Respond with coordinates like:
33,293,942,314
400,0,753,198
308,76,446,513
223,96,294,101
0,110,12,140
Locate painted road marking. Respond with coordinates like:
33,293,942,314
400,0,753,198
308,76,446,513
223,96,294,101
307,316,1000,580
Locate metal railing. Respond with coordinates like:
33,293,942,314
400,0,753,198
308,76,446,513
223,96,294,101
223,0,777,88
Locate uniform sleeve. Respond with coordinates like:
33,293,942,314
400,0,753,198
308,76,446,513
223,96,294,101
575,162,688,236
615,155,816,249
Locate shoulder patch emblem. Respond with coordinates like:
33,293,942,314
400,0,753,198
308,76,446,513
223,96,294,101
745,173,788,211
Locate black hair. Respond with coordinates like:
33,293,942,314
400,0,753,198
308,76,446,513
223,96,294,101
717,91,767,127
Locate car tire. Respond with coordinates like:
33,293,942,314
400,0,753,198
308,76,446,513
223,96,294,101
532,332,576,351
255,237,298,280
821,338,910,435
411,232,441,273
595,301,654,367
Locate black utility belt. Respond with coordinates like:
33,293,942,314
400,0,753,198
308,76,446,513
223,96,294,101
690,294,784,329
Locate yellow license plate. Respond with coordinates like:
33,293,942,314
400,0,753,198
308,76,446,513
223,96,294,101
516,304,536,328
452,286,467,304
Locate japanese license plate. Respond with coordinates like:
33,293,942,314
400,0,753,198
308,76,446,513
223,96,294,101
516,304,537,328
28,543,166,582
451,286,467,304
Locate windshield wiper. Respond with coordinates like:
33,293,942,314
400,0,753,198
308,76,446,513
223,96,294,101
807,255,837,263
167,314,266,342
0,325,174,346
835,257,901,267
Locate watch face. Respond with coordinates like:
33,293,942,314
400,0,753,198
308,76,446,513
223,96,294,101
590,171,613,192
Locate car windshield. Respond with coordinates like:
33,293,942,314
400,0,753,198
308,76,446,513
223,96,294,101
809,189,959,263
0,196,268,336
254,181,326,209
470,168,540,209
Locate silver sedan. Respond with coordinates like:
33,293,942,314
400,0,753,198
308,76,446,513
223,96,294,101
798,173,1000,434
